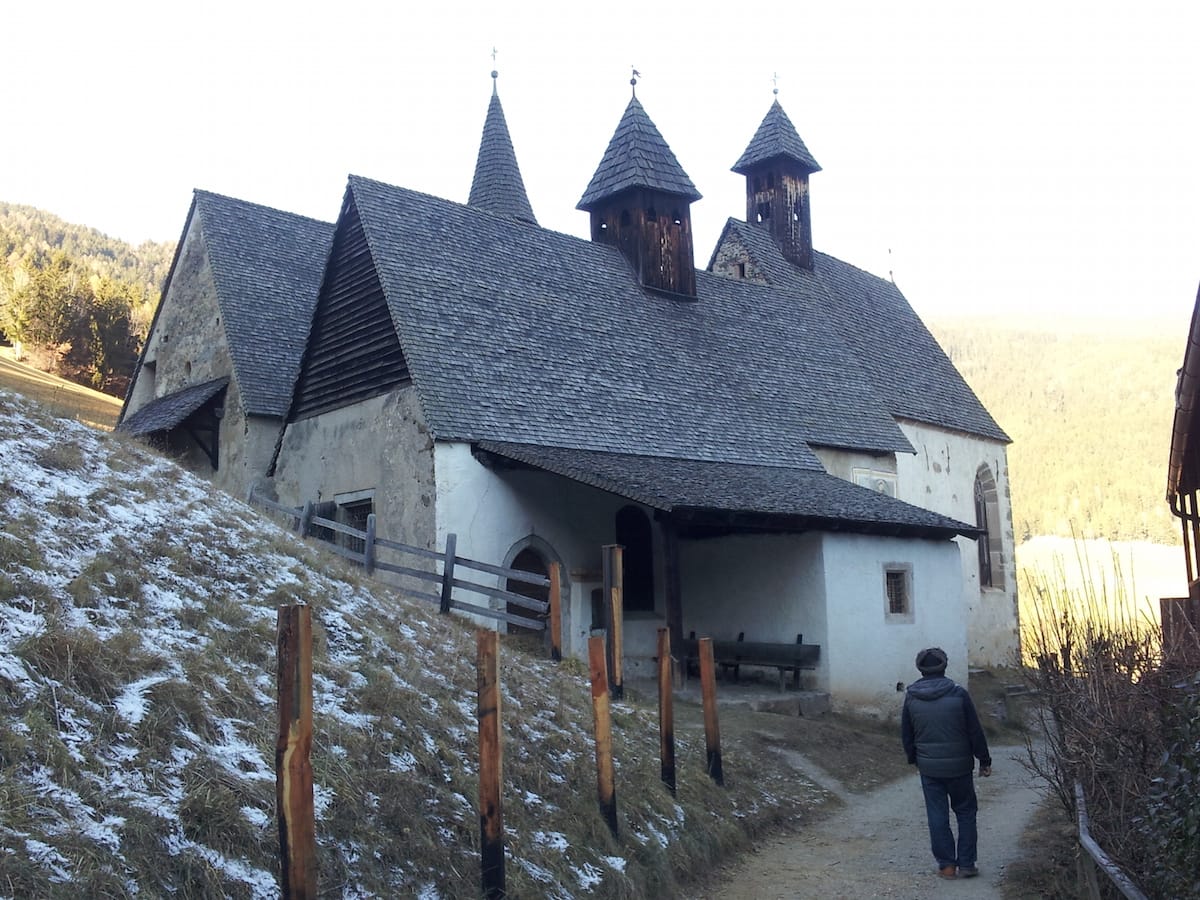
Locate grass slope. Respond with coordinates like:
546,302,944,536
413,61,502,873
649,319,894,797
0,389,839,898
0,353,121,430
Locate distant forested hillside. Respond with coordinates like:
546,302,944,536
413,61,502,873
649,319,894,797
0,202,175,395
929,316,1185,545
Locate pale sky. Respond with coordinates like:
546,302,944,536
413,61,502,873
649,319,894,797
3,1,1198,322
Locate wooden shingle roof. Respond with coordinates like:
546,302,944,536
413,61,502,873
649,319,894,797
192,191,334,418
476,441,977,538
468,78,537,224
732,99,821,174
349,174,911,467
711,219,1010,443
577,96,701,210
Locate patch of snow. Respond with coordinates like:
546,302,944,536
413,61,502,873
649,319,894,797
114,673,171,726
389,751,417,772
25,839,73,883
573,862,604,891
533,830,569,852
242,806,270,828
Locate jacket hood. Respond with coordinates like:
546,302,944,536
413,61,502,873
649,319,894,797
906,675,956,701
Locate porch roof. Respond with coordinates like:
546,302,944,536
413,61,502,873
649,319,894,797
118,377,229,437
474,441,978,540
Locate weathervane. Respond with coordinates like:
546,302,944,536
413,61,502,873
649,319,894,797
631,66,641,97
772,72,779,96
491,46,499,92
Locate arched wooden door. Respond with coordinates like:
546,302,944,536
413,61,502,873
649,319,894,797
505,547,550,635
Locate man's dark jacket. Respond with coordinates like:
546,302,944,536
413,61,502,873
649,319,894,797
901,675,991,778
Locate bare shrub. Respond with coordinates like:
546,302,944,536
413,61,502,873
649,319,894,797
1021,553,1200,896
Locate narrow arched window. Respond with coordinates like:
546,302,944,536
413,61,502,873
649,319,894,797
974,465,1004,589
615,506,654,613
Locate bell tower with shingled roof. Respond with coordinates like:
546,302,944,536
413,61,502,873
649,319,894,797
733,96,821,270
468,69,537,224
577,76,702,298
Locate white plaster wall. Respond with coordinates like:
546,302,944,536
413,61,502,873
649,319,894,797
434,444,660,661
811,447,897,483
678,532,826,684
895,420,1019,667
820,533,967,717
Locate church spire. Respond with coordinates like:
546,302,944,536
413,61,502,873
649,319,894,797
578,82,701,298
468,68,537,224
733,97,820,269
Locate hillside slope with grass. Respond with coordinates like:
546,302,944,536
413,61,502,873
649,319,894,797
0,389,835,898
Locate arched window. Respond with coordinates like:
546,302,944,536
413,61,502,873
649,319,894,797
974,465,1004,589
615,506,654,612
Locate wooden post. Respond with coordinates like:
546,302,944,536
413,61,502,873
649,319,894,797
476,629,504,899
698,637,724,786
657,628,676,795
276,605,316,899
588,635,619,837
548,562,562,661
662,519,685,685
602,545,624,700
364,513,377,575
439,533,458,615
298,501,315,538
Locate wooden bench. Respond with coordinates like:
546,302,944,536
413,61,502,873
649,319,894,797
682,632,820,691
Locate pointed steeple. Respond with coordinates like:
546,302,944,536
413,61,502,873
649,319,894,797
733,98,820,270
468,70,537,224
578,85,701,298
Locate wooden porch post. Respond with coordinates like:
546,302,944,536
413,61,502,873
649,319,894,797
662,517,685,680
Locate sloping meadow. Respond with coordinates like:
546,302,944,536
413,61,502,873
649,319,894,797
0,390,824,898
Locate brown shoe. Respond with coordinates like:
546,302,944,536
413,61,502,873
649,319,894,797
938,865,957,879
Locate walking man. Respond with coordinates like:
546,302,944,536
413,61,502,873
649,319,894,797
901,647,992,880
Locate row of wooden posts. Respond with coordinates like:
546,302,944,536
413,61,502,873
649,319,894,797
270,542,729,900
273,610,727,899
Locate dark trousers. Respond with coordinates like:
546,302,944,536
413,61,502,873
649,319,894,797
919,771,978,868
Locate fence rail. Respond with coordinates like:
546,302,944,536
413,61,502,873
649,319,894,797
250,489,559,643
1074,782,1149,900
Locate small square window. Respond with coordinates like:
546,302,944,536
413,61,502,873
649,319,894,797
884,564,913,622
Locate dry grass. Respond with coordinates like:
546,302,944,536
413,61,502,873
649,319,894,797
1001,797,1079,899
0,354,121,429
1017,552,1200,899
1,387,852,897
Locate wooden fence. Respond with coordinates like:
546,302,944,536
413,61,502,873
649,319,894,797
250,489,561,650
1074,782,1149,900
258,491,727,895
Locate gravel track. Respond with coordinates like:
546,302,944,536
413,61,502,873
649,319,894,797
698,744,1044,899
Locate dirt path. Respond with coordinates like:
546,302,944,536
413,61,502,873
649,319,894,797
698,744,1044,899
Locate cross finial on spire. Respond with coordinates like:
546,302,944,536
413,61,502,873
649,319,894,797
490,47,499,94
772,72,779,96
631,66,641,97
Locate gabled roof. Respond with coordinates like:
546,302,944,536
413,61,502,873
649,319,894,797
191,191,334,418
348,174,911,468
732,99,821,175
712,219,1010,443
477,441,976,538
577,96,701,210
118,377,228,436
468,78,537,224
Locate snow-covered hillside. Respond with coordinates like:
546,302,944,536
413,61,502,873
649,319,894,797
0,390,818,898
